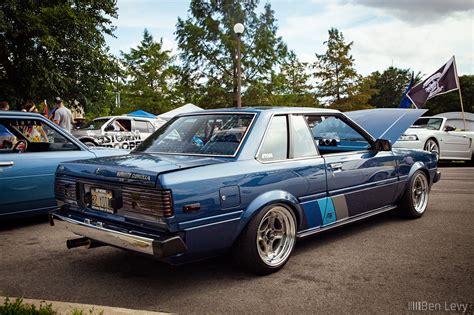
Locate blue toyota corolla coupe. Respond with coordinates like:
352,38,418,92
51,107,440,274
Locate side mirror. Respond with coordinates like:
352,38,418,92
444,125,456,132
104,125,114,131
374,139,392,152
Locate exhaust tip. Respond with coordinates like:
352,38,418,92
66,237,91,249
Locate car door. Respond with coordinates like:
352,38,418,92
438,121,471,159
0,116,95,217
305,114,398,218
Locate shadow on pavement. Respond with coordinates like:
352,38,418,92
0,214,49,231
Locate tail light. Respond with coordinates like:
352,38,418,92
122,186,174,218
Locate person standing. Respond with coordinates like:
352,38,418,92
0,101,10,111
53,97,73,132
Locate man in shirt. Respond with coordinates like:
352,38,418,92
53,97,73,132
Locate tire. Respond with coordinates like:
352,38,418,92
397,170,430,219
233,203,297,275
82,141,96,147
424,138,439,159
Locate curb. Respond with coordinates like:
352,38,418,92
1,297,169,315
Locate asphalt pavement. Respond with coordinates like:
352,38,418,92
0,167,473,313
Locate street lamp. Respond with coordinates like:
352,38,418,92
233,23,244,108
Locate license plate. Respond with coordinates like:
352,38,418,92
91,187,114,213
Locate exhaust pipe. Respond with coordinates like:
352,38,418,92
66,237,105,249
66,237,91,249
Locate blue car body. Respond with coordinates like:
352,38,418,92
0,111,126,219
51,108,440,266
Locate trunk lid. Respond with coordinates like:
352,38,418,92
58,153,225,187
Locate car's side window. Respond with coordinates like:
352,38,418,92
291,115,318,158
0,118,79,153
146,122,155,133
134,120,149,133
258,115,288,161
305,115,370,154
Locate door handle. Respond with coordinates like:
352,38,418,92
0,161,14,167
330,162,343,171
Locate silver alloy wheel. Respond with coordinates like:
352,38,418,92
412,173,429,213
256,205,296,267
424,139,439,159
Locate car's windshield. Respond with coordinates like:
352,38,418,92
135,113,255,156
412,118,443,130
79,118,109,130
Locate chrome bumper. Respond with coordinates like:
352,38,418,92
51,212,187,258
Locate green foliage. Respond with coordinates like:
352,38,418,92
313,28,358,104
176,0,288,107
0,0,118,111
425,75,473,115
269,51,319,107
367,67,422,108
119,29,175,114
0,297,55,315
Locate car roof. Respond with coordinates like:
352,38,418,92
0,111,46,118
94,115,158,121
178,106,340,116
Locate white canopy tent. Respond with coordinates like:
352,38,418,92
158,103,203,121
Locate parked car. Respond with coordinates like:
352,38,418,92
0,111,126,219
72,115,165,150
51,108,440,274
393,113,474,162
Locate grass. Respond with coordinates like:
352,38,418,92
0,298,103,315
0,297,55,314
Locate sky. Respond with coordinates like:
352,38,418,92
106,0,474,77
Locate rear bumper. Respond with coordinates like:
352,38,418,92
50,211,187,258
433,170,441,183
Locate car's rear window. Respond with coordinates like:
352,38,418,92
135,114,255,156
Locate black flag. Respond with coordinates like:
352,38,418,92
407,57,459,108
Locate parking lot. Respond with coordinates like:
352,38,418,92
0,166,473,313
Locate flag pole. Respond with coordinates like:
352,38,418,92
453,56,467,130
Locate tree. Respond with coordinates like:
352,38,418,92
367,67,422,108
120,29,175,114
0,0,118,111
424,75,473,115
313,28,358,105
269,51,318,107
176,0,288,107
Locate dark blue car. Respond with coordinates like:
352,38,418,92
51,107,440,274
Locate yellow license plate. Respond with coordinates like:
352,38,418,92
91,187,114,213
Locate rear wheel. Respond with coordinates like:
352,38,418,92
233,204,296,275
397,170,430,219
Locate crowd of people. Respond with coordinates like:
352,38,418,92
0,97,85,132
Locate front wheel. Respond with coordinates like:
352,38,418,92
424,138,439,159
233,204,297,275
397,170,430,219
82,141,96,147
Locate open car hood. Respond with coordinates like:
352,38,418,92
346,109,427,144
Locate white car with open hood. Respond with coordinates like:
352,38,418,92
393,112,474,162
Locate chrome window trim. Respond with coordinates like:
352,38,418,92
140,112,257,158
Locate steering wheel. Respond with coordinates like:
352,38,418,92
12,139,28,153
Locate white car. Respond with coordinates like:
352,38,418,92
72,116,165,150
393,112,474,162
